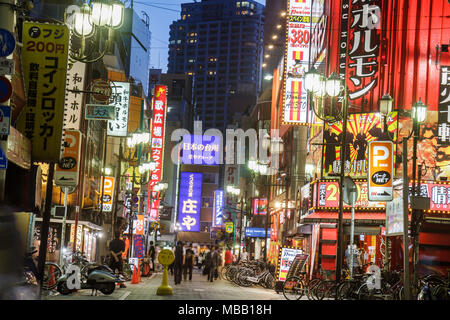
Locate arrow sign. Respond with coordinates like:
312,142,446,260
0,146,8,170
0,28,16,58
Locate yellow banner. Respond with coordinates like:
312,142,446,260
18,22,69,162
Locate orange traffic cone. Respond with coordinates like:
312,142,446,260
137,261,141,283
131,266,139,284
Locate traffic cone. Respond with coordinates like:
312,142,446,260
137,261,141,283
131,266,139,284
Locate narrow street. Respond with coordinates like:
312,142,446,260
44,270,284,300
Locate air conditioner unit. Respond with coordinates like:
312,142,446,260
52,206,66,218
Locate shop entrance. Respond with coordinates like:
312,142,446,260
343,225,383,268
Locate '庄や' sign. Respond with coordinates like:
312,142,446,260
178,172,202,232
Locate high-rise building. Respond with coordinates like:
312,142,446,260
168,0,265,131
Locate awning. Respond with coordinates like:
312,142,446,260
34,218,103,231
177,231,215,244
301,211,386,224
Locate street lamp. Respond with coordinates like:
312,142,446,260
66,0,124,63
304,68,347,282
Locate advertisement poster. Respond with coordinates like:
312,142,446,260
317,180,385,209
178,172,202,232
323,112,397,179
134,235,144,259
283,0,313,124
277,247,304,281
18,22,69,162
386,198,403,236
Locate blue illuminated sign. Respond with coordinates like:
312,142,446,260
178,172,202,232
213,190,224,227
181,135,220,165
245,228,271,238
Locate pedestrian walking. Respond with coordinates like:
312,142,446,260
148,241,156,272
203,246,211,276
240,247,248,262
216,247,223,280
183,244,195,281
174,241,184,285
224,246,232,266
208,246,219,282
109,232,126,288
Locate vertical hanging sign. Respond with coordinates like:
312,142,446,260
100,176,115,212
368,141,393,201
147,85,168,221
438,66,450,145
63,60,86,130
347,0,381,100
107,82,130,137
55,130,81,187
18,22,69,162
282,0,312,125
213,189,224,227
178,172,202,232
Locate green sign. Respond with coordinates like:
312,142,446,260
85,104,115,120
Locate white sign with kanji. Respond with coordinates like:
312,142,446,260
63,60,86,131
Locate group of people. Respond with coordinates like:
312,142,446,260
169,242,251,284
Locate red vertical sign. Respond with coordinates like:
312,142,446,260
147,85,167,221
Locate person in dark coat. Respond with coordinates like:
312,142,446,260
208,246,219,282
353,130,368,161
323,126,339,173
148,241,156,272
174,241,184,285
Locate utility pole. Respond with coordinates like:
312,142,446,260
402,139,411,300
0,0,14,202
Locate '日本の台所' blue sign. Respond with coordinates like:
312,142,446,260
181,135,220,165
178,172,202,232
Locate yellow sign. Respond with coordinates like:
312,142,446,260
18,22,69,162
101,176,115,212
225,222,233,234
158,249,175,266
55,130,81,187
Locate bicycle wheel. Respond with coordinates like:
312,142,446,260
238,269,254,287
264,273,276,290
42,262,63,290
357,283,376,300
306,278,321,300
283,276,304,300
314,280,333,300
221,265,229,280
336,281,352,300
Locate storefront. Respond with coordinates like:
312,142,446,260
300,179,386,275
34,218,102,262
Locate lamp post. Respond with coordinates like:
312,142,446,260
66,0,124,63
304,68,347,282
411,98,427,297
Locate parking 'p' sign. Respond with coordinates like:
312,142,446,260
368,141,393,201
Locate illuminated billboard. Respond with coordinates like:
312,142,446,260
178,172,202,232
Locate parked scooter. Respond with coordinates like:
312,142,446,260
56,263,124,296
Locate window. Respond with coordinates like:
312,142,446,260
203,173,218,184
202,197,214,208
